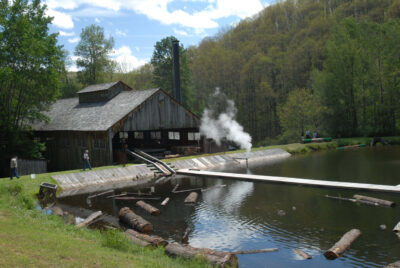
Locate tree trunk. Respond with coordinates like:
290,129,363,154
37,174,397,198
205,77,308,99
125,229,168,247
324,229,361,260
119,207,152,233
184,192,199,203
353,194,395,208
136,200,160,215
124,232,152,248
165,242,238,267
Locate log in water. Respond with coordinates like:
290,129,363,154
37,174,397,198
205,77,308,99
165,242,238,267
353,194,395,207
293,249,312,259
383,260,400,268
184,192,199,203
324,229,361,260
136,200,160,215
119,207,152,233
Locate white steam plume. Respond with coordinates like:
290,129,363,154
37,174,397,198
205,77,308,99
200,88,252,153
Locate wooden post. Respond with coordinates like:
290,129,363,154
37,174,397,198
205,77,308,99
184,192,199,203
125,229,168,247
324,229,361,260
353,194,395,207
76,211,102,228
119,207,153,233
293,249,312,259
136,200,160,216
165,242,238,267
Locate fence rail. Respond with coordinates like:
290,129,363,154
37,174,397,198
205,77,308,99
18,159,47,176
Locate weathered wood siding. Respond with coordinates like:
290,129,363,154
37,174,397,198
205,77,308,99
36,131,111,171
112,91,199,132
17,159,47,176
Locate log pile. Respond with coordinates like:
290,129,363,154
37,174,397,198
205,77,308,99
324,229,361,260
165,242,238,267
119,207,152,233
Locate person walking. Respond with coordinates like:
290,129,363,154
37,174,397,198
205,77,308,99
83,150,92,171
10,156,20,180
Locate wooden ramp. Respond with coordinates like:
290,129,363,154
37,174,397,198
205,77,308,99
177,169,400,194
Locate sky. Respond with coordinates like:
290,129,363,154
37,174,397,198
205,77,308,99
44,0,273,72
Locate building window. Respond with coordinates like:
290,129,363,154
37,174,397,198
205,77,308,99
151,131,161,140
188,132,201,141
134,131,144,139
168,131,180,140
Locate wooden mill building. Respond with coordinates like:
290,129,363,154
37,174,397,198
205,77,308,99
32,81,201,171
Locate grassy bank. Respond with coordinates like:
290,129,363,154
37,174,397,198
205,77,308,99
0,172,209,267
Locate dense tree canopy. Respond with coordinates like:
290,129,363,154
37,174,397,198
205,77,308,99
0,0,64,174
75,24,114,85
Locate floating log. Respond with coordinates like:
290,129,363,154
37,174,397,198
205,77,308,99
393,222,400,233
125,229,168,247
384,260,400,268
353,194,395,208
172,184,180,193
201,185,227,192
293,249,312,259
184,192,199,203
173,188,203,194
182,227,192,244
115,197,161,201
325,195,379,206
231,248,278,254
106,193,127,198
119,207,153,233
324,229,361,260
165,242,238,267
161,197,170,206
76,211,102,228
136,200,160,216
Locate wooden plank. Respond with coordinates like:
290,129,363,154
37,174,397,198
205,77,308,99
76,211,102,228
231,248,278,254
177,169,400,194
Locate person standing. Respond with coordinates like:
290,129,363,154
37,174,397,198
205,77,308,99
10,156,20,180
83,150,92,171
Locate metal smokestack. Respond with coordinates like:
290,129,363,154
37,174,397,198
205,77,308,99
172,40,181,103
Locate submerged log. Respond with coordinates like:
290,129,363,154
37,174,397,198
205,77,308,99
384,260,400,268
231,248,278,254
125,229,168,247
173,188,203,194
325,195,379,206
324,229,361,260
165,242,238,267
136,200,160,216
172,184,179,193
393,222,400,233
353,194,395,207
201,185,227,192
119,207,152,233
184,192,199,203
161,197,170,206
115,197,160,201
76,211,102,228
293,249,312,259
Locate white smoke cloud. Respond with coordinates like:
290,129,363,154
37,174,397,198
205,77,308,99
200,88,252,153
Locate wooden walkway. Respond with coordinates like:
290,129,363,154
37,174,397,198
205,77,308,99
176,169,400,194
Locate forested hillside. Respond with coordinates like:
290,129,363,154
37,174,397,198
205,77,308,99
189,0,400,144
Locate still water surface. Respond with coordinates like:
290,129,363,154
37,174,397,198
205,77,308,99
59,146,400,267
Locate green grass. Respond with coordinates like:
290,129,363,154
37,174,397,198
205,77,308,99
0,173,210,267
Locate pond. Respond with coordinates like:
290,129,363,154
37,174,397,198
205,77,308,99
58,146,400,267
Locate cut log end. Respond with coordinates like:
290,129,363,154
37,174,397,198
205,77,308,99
324,229,361,260
136,200,160,216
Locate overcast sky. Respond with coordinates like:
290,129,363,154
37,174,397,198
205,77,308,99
45,0,273,72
